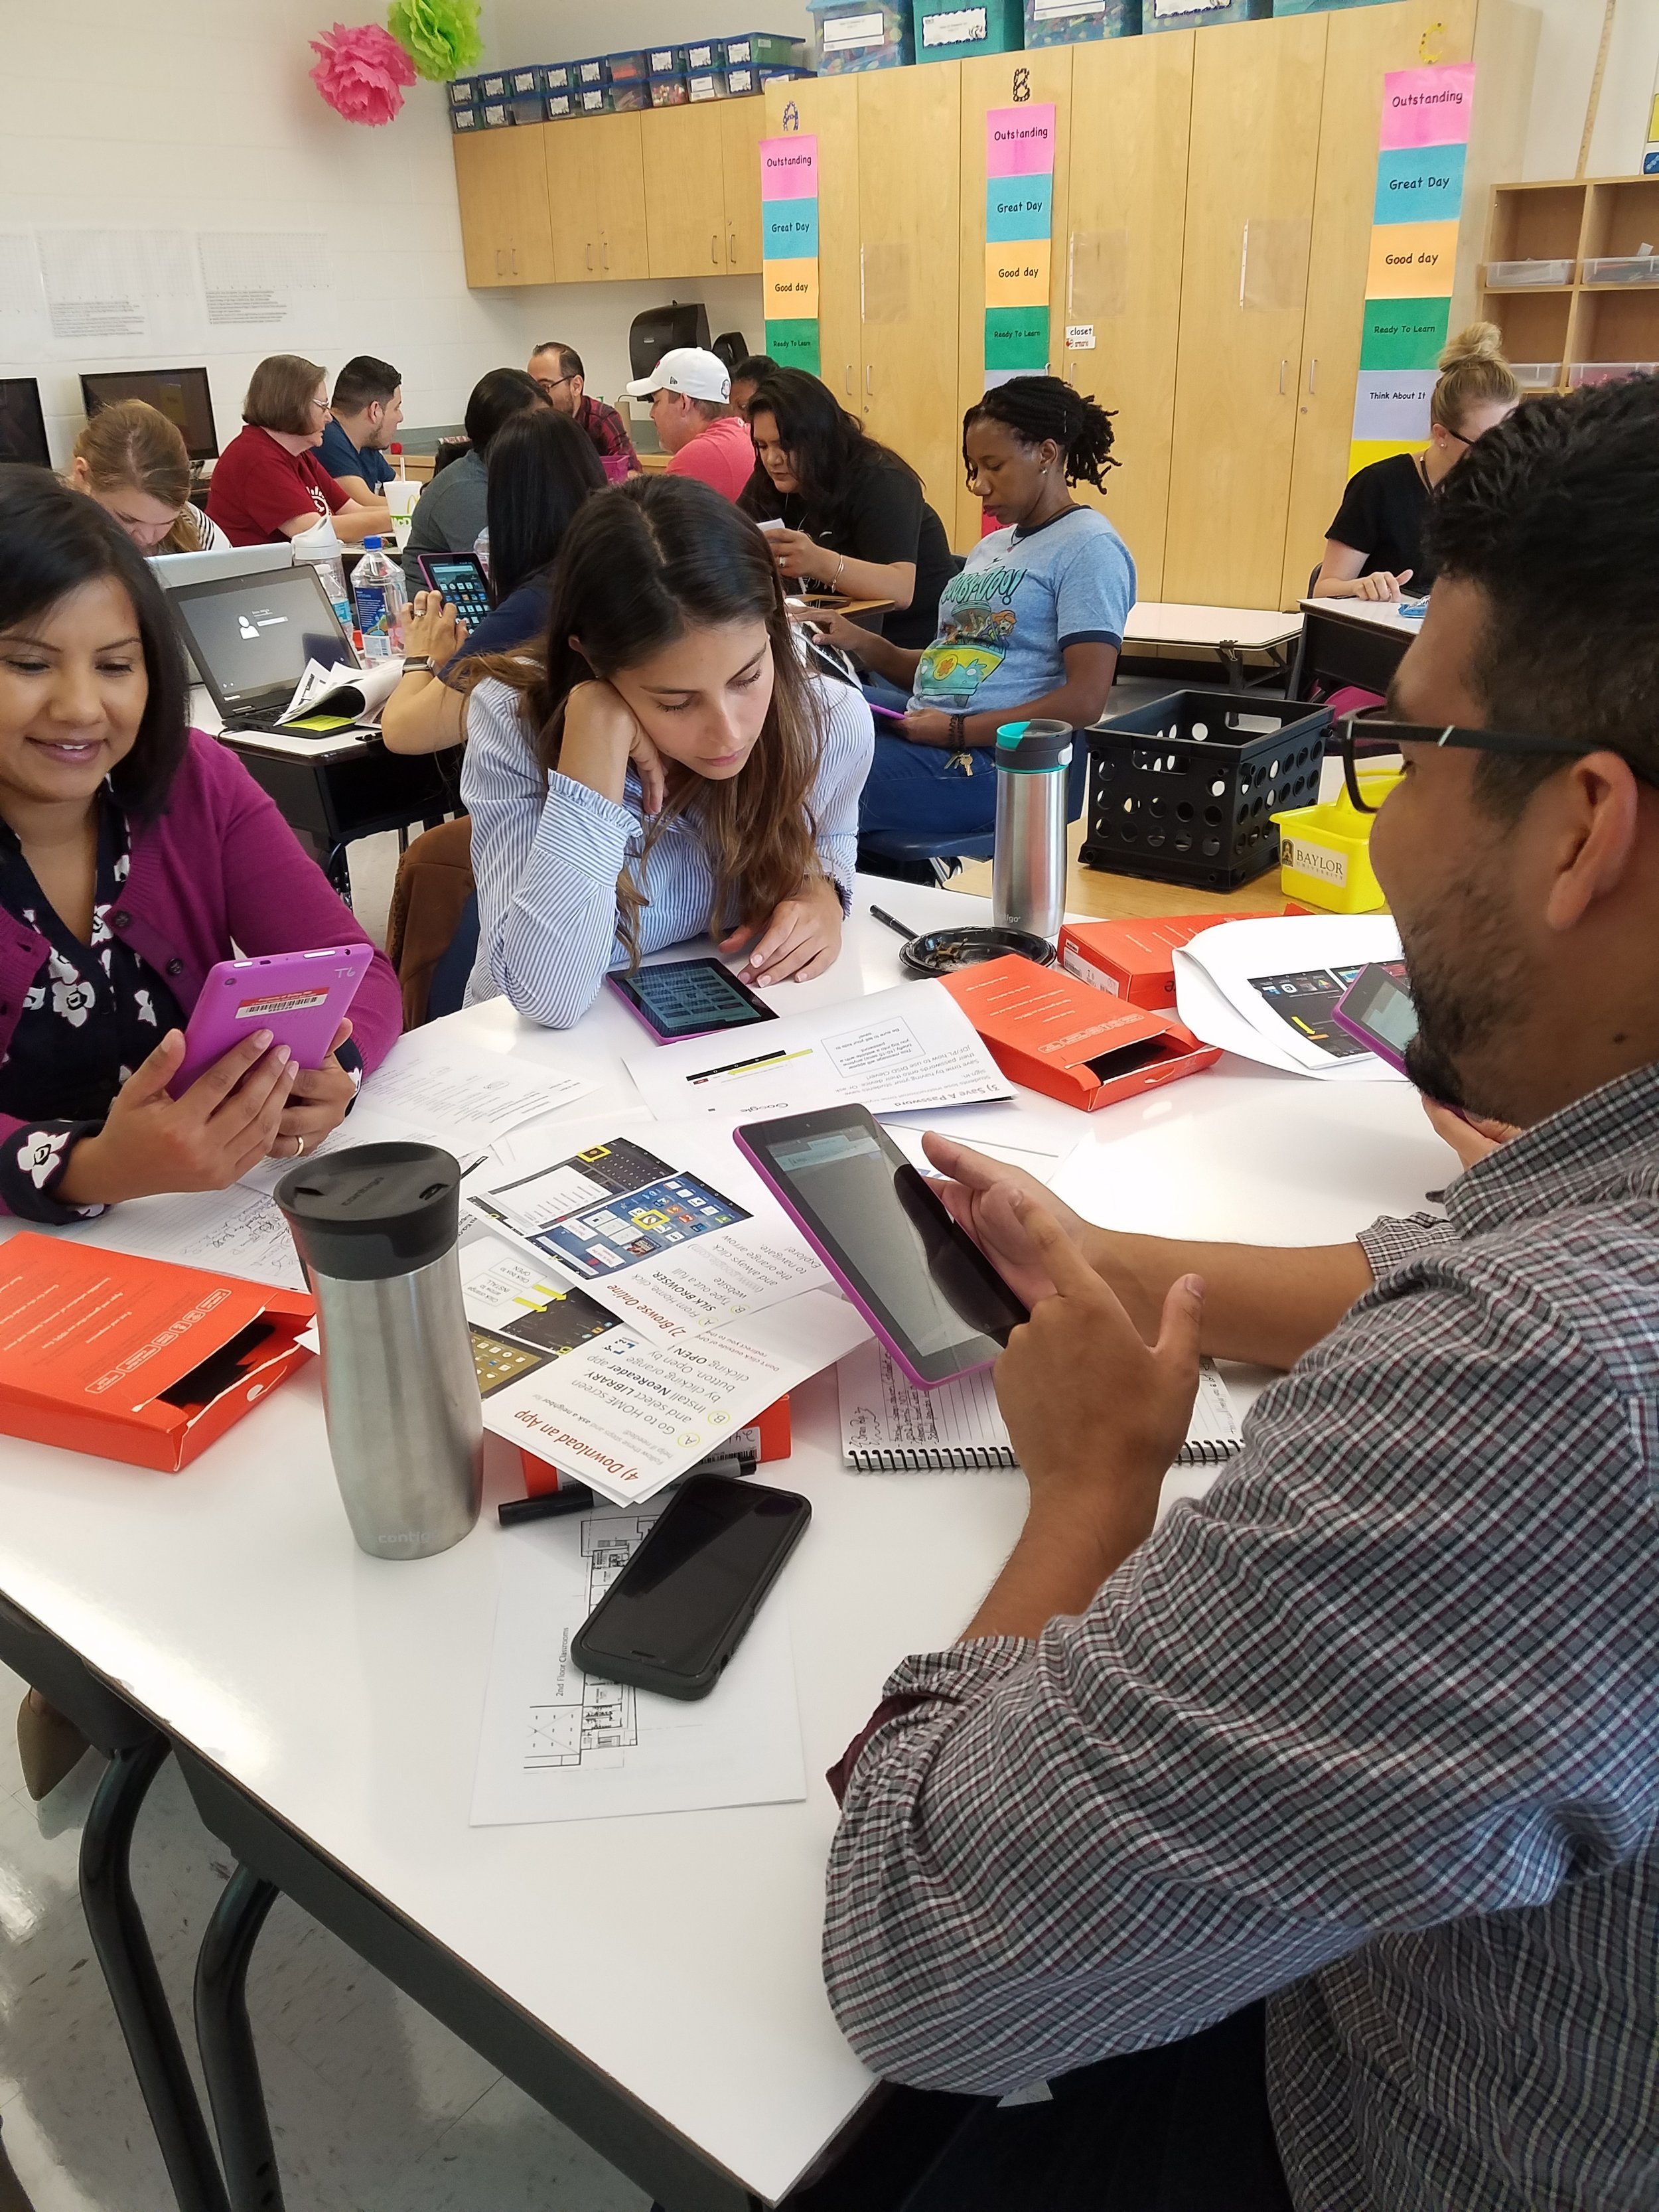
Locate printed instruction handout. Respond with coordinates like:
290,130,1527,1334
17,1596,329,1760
465,1120,828,1343
472,1506,806,1824
1174,915,1407,1080
73,1185,307,1293
461,1233,871,1503
624,980,1012,1121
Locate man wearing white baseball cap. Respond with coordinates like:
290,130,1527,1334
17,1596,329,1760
624,347,757,503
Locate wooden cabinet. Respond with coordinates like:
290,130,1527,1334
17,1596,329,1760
765,75,863,410
1063,33,1194,602
953,47,1074,550
642,105,729,281
720,99,766,275
452,124,555,288
857,66,962,524
1163,14,1327,608
545,113,648,283
1277,0,1477,607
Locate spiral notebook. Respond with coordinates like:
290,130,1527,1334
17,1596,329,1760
837,1340,1243,1473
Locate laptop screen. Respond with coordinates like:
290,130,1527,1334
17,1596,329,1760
165,565,355,718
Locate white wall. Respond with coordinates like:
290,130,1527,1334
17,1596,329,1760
491,1,810,64
1520,0,1659,181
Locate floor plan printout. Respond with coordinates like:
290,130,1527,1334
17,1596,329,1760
471,1507,807,1825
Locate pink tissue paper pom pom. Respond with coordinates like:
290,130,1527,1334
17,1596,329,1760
309,21,417,126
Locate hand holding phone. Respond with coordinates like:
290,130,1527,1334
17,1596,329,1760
171,945,372,1097
56,1026,299,1209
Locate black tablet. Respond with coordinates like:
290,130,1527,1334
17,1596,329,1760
608,957,779,1043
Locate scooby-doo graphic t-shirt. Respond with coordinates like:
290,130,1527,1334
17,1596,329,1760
908,505,1135,719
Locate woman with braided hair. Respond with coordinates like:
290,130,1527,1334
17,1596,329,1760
812,376,1134,861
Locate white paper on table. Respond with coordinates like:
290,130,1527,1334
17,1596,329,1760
239,1040,595,1195
463,1118,828,1344
70,1185,307,1292
276,655,405,726
1175,914,1406,1082
472,1258,871,1505
624,980,1011,1122
880,1101,1075,1181
471,1506,806,1826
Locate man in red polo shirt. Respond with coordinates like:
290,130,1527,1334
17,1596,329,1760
207,353,390,546
624,349,756,503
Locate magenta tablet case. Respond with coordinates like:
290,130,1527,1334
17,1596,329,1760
1331,980,1411,1075
605,963,775,1047
172,944,373,1096
732,1124,998,1392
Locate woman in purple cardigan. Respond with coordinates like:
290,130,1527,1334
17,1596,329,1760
0,470,400,1224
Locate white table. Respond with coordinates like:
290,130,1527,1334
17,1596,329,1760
1295,596,1420,701
1119,602,1302,693
0,881,1447,2210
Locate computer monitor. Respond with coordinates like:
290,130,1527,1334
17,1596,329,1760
0,379,50,467
164,564,357,727
80,368,218,462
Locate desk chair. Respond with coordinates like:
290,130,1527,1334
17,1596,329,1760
857,744,1088,885
0,1594,230,2212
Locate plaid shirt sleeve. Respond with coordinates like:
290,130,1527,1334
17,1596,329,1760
822,1230,1656,2106
583,398,642,473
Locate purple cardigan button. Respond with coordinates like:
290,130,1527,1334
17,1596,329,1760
111,909,131,930
167,958,183,976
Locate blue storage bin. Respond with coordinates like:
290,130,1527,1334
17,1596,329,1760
648,73,690,105
686,68,724,101
609,80,650,109
915,0,1023,60
476,70,509,98
541,61,577,92
545,90,577,118
505,65,539,98
806,1,914,71
684,38,724,71
447,76,477,109
1143,0,1267,27
645,44,686,74
1023,0,1139,40
722,33,808,67
574,55,607,86
725,63,764,96
607,50,650,82
575,84,610,113
478,99,515,127
451,98,482,131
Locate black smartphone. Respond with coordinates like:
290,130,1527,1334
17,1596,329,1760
415,551,493,627
607,956,778,1043
571,1473,810,1700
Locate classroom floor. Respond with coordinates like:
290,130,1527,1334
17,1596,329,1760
0,1661,648,2212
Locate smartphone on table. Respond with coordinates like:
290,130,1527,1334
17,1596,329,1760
734,1104,1029,1390
415,552,492,628
170,944,372,1096
571,1473,811,1700
608,956,778,1044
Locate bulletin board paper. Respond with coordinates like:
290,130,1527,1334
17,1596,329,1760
761,198,820,259
1378,62,1476,151
763,317,822,373
1373,144,1467,228
763,258,821,317
1349,369,1437,443
760,135,818,200
985,104,1056,178
985,240,1052,308
759,131,820,382
984,306,1050,370
1365,222,1459,299
1358,297,1451,372
987,176,1054,242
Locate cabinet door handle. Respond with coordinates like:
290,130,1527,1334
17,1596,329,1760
603,236,609,269
1279,358,1287,395
728,231,737,264
1308,358,1318,396
845,366,852,396
866,364,873,396
494,248,504,276
711,232,719,265
510,245,518,275
586,242,593,271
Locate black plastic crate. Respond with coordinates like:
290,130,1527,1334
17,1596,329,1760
1082,690,1331,892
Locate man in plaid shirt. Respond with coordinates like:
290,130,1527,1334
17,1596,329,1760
821,378,1659,2210
527,342,640,475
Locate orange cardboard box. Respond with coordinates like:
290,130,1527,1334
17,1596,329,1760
520,1394,792,1496
0,1233,313,1472
940,954,1220,1112
1056,915,1229,1011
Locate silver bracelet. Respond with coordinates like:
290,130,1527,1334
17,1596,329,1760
831,553,846,593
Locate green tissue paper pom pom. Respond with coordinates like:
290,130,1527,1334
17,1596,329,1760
386,0,483,79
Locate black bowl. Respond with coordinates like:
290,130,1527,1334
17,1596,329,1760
898,925,1056,978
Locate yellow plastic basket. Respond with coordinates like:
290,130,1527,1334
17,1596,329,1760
1272,771,1401,914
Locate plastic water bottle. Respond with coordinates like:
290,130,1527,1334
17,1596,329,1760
290,523,353,636
352,538,407,661
473,526,490,579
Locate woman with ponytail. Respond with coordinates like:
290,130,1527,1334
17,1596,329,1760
457,475,872,1028
813,376,1133,855
1313,323,1518,602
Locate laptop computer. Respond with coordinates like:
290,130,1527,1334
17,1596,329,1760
165,563,365,735
149,542,293,590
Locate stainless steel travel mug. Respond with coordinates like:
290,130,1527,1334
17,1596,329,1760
992,718,1072,942
277,1143,482,1560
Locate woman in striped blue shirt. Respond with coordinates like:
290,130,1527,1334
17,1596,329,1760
459,476,873,1029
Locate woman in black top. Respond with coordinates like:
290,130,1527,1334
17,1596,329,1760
1313,325,1518,603
741,370,955,650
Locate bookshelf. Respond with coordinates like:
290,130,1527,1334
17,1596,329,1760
1480,176,1659,394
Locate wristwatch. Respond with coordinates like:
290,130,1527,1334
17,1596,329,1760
401,656,435,675
948,713,966,747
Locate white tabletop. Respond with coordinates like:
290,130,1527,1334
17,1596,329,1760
1123,601,1302,652
1297,595,1420,637
0,881,1449,2205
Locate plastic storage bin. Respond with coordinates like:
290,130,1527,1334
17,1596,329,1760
1484,258,1574,287
1143,0,1269,30
575,85,610,113
807,1,914,72
1024,0,1139,40
451,100,481,130
1510,362,1562,391
476,71,509,99
645,44,685,75
1582,254,1659,286
1567,361,1659,388
648,74,689,104
686,68,723,100
608,81,650,109
1273,774,1401,915
915,0,1024,60
1082,692,1331,893
544,90,577,117
447,76,477,109
607,50,649,83
685,38,724,70
541,62,576,92
477,99,516,128
722,33,807,66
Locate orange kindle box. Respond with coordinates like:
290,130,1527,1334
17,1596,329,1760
0,1233,314,1473
1056,915,1228,1011
940,954,1220,1112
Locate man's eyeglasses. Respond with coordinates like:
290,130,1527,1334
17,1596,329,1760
534,374,574,397
1338,717,1659,814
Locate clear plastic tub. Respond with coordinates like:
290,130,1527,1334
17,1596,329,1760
1510,362,1562,391
1581,254,1659,286
1567,361,1659,388
1484,258,1574,287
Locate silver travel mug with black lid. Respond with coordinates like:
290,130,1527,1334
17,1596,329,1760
991,717,1073,942
277,1142,482,1560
